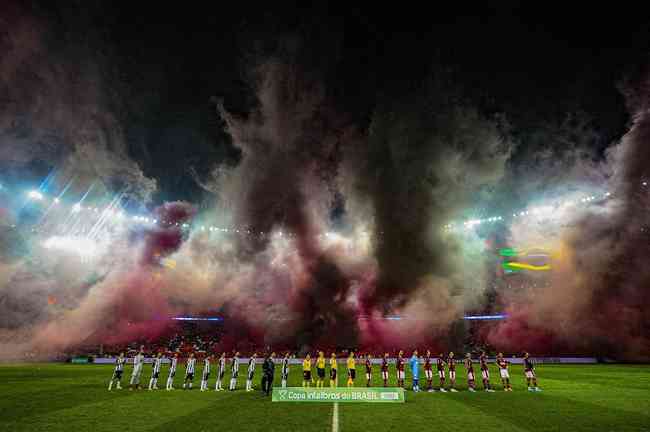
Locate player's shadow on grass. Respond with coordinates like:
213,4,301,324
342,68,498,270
451,391,650,431
0,383,135,424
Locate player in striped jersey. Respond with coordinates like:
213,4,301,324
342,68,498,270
246,353,257,391
108,352,125,391
523,352,541,392
200,355,211,391
436,354,447,392
364,354,372,387
479,351,495,392
166,353,178,390
281,353,290,388
424,350,434,392
396,350,405,388
464,353,477,392
148,352,163,390
447,352,458,392
496,353,512,391
183,353,196,390
215,353,226,391
329,353,338,388
381,353,389,387
229,352,240,391
129,347,145,390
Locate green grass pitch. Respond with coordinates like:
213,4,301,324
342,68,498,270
1,363,649,431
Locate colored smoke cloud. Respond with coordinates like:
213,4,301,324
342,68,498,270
487,70,650,360
1,3,649,361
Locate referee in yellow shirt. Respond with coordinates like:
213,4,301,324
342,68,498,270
330,353,338,388
316,351,326,388
302,354,312,387
347,351,356,387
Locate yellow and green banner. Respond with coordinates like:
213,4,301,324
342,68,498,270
272,387,405,403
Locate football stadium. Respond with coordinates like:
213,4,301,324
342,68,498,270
1,3,650,431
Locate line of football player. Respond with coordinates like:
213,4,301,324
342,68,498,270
107,348,542,393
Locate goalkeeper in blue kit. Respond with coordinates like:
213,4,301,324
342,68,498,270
409,350,420,392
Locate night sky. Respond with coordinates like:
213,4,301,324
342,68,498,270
8,2,646,205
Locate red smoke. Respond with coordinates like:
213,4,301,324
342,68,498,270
140,201,196,265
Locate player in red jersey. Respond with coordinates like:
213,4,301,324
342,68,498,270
424,350,434,392
436,353,447,392
365,354,372,387
396,350,405,388
523,352,541,392
496,353,513,391
464,353,476,392
381,353,390,387
479,351,495,392
447,352,458,392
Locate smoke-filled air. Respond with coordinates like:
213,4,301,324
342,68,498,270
1,2,649,360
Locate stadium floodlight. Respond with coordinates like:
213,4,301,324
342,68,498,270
54,198,60,204
72,203,82,213
28,190,44,200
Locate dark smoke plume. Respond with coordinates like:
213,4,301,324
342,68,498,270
217,54,361,347
488,70,650,360
343,72,512,321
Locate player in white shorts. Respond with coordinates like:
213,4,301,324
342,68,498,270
446,352,458,392
479,351,495,392
246,353,257,391
523,352,541,392
381,353,390,387
148,352,163,390
166,353,178,390
436,354,447,392
215,353,226,391
229,352,240,391
464,353,476,392
281,353,290,388
200,355,211,391
364,354,373,387
423,350,434,392
496,353,512,391
129,347,145,390
183,353,197,390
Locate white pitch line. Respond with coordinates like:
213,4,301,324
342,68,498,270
332,402,339,432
